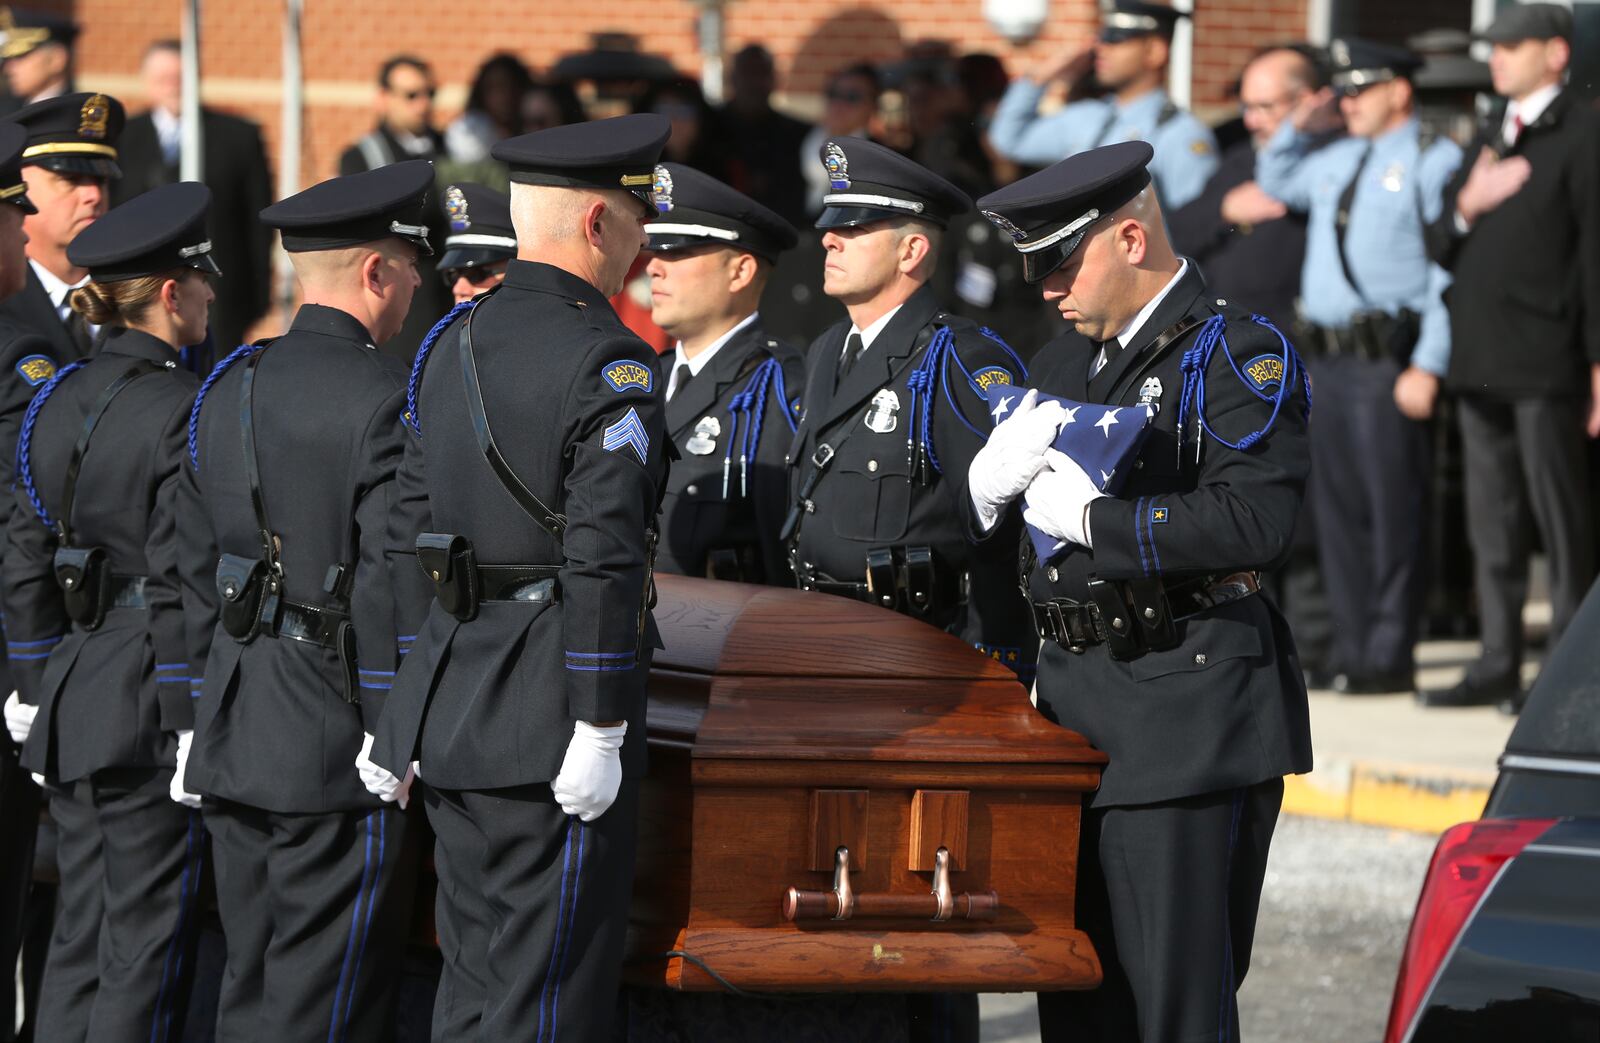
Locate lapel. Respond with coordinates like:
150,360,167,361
665,320,763,438
815,283,941,432
1510,89,1568,155
1087,265,1206,403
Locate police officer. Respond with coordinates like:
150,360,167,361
1,181,210,1042
787,136,1035,683
646,162,804,584
988,1,1217,210
1255,40,1461,695
438,181,514,305
971,141,1312,1042
371,114,669,1042
178,161,431,1041
0,8,79,112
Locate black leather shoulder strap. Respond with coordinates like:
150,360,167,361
239,349,280,573
57,358,163,544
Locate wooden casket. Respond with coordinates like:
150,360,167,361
626,575,1106,993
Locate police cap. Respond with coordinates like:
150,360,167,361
0,7,78,60
1477,2,1573,44
7,91,123,180
975,140,1153,284
647,162,797,262
814,137,971,231
438,182,515,272
1099,1,1185,43
0,122,35,214
67,181,219,282
493,114,670,217
1328,38,1423,94
261,159,435,254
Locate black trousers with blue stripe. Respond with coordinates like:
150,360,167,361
1037,779,1282,1043
204,799,409,1043
35,767,204,1043
423,779,638,1043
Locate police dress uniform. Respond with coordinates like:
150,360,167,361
647,162,805,584
988,2,1217,210
370,115,670,1043
787,137,1037,683
178,162,435,1042
974,143,1312,1042
1254,40,1461,692
1,182,212,1042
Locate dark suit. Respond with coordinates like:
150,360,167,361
2,328,202,1041
1009,265,1311,1041
1425,90,1600,686
657,318,803,584
337,124,453,363
112,109,275,365
786,283,1037,681
179,305,413,1041
373,262,666,1042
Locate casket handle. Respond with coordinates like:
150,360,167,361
782,845,999,924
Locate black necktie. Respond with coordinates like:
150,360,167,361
1091,339,1118,379
671,362,692,401
64,309,92,356
837,332,866,387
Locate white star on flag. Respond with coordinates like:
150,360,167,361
1061,405,1080,425
1096,407,1121,438
991,394,1015,421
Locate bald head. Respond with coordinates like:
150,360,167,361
1240,47,1319,147
289,238,421,345
509,182,651,297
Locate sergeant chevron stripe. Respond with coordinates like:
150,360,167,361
601,407,649,464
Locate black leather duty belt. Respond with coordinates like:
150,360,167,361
1034,571,1261,655
477,565,562,604
272,599,347,649
794,546,961,619
109,574,150,609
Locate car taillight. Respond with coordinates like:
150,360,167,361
1383,817,1556,1043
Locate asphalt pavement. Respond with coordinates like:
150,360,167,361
977,814,1440,1043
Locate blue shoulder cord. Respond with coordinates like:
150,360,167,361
404,299,476,436
17,359,89,529
720,356,798,499
1175,313,1312,460
188,343,263,471
905,325,1029,477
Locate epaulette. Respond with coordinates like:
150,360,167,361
16,358,89,528
189,343,266,471
904,319,1028,480
404,298,476,436
1175,305,1310,461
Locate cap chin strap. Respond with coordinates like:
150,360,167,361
646,223,740,241
821,193,925,214
178,240,212,259
1016,209,1101,254
1103,11,1159,31
389,220,429,239
444,233,518,250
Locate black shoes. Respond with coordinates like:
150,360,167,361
1331,670,1415,696
1416,674,1521,710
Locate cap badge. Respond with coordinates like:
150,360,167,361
78,94,110,140
445,185,469,232
1330,39,1351,67
981,209,1028,243
651,164,674,214
823,142,850,191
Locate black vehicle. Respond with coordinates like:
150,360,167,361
1384,583,1600,1042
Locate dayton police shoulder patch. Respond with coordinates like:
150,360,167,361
602,406,650,464
971,365,1013,393
602,359,654,394
15,354,55,387
1240,353,1286,401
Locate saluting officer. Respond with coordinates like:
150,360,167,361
438,181,515,305
178,161,432,1041
970,142,1312,1042
371,115,669,1042
646,161,804,584
786,136,1036,681
1,181,211,1042
1255,39,1461,695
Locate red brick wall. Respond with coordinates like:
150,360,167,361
46,0,1315,187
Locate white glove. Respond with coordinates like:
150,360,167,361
1023,449,1107,549
170,730,202,809
356,732,412,810
551,721,627,822
968,389,1068,532
4,691,35,745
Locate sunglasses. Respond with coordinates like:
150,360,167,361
442,265,503,288
396,87,436,101
827,88,869,104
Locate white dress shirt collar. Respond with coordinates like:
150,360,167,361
30,258,87,319
846,301,905,356
667,311,759,400
1114,258,1189,349
1504,83,1561,144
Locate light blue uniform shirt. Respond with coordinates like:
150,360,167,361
988,81,1219,209
1255,117,1462,376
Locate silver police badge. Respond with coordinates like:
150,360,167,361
864,388,900,434
686,414,720,455
652,164,674,213
1138,376,1163,412
824,142,850,190
1381,162,1406,193
981,209,1028,243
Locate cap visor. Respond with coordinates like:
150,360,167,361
5,194,36,215
438,245,512,271
29,155,120,180
1098,28,1147,43
815,205,905,230
1021,227,1091,284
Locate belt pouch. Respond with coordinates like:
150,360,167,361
53,545,110,630
217,553,273,642
416,532,479,622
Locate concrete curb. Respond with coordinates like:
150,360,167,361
1282,757,1494,834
